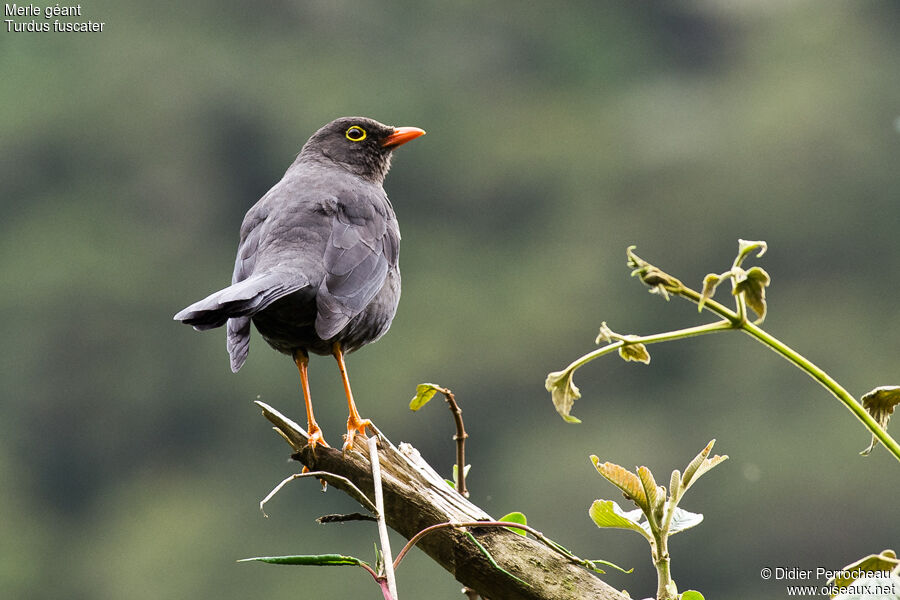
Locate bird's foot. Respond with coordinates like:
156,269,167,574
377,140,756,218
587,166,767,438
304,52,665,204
342,415,373,453
306,423,330,449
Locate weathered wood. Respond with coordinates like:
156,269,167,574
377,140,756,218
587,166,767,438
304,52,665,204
257,401,628,600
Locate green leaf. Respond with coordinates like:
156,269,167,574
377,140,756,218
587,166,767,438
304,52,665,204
546,369,582,423
588,500,649,538
681,440,728,493
591,456,649,512
667,507,704,536
860,387,900,455
733,266,770,322
238,554,368,567
832,574,900,600
498,511,528,536
680,590,706,600
410,383,441,411
735,239,768,267
826,549,899,588
619,342,650,364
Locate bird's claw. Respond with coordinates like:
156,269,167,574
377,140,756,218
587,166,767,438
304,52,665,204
306,424,330,449
342,417,373,453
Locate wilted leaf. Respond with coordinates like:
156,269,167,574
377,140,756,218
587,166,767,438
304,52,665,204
410,383,441,411
681,440,728,493
498,511,528,536
546,369,582,423
588,499,650,539
667,507,704,536
735,239,768,266
591,456,649,511
619,343,651,364
860,387,900,455
733,266,770,322
238,554,368,567
827,549,899,589
699,272,726,312
626,246,683,300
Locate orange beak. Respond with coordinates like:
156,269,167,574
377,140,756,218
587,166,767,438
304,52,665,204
382,126,426,148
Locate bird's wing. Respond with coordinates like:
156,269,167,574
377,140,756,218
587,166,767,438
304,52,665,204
315,191,399,340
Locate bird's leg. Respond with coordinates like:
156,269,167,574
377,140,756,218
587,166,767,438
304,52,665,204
332,342,372,452
293,349,329,449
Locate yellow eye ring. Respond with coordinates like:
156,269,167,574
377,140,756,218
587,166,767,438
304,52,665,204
345,126,367,142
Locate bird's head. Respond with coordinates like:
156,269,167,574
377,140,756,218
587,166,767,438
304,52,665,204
300,117,425,183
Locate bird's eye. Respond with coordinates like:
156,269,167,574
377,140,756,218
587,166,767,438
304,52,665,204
345,126,367,142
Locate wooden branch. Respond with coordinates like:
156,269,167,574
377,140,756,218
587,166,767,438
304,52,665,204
256,401,628,600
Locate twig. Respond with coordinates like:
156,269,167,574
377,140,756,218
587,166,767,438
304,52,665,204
439,387,469,497
259,470,378,517
369,436,398,599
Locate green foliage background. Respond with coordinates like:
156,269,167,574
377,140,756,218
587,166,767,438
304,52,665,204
2,2,898,598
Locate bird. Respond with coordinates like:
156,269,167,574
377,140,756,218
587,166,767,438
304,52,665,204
174,116,425,451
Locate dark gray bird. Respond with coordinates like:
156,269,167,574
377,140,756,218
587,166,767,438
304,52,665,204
174,117,425,450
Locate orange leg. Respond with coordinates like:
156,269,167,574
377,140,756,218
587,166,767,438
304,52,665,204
332,342,372,451
293,349,329,449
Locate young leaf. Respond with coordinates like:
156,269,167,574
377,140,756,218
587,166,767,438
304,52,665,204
238,554,368,567
669,469,682,505
619,343,651,364
735,239,768,267
591,456,649,512
859,386,900,455
699,272,726,312
410,383,441,411
596,321,614,344
588,499,650,539
733,266,770,322
681,440,728,493
498,511,528,536
452,463,471,489
637,466,664,514
666,507,704,536
546,369,582,423
681,590,706,600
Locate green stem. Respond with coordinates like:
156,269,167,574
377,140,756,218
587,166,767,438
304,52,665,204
680,286,900,463
559,320,736,376
653,530,674,600
739,321,900,461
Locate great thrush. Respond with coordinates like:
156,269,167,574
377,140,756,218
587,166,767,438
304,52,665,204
174,117,425,450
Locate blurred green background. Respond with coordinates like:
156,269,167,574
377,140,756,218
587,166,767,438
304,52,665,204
2,1,899,598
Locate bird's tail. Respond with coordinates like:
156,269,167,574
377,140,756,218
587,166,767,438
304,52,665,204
174,271,308,330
